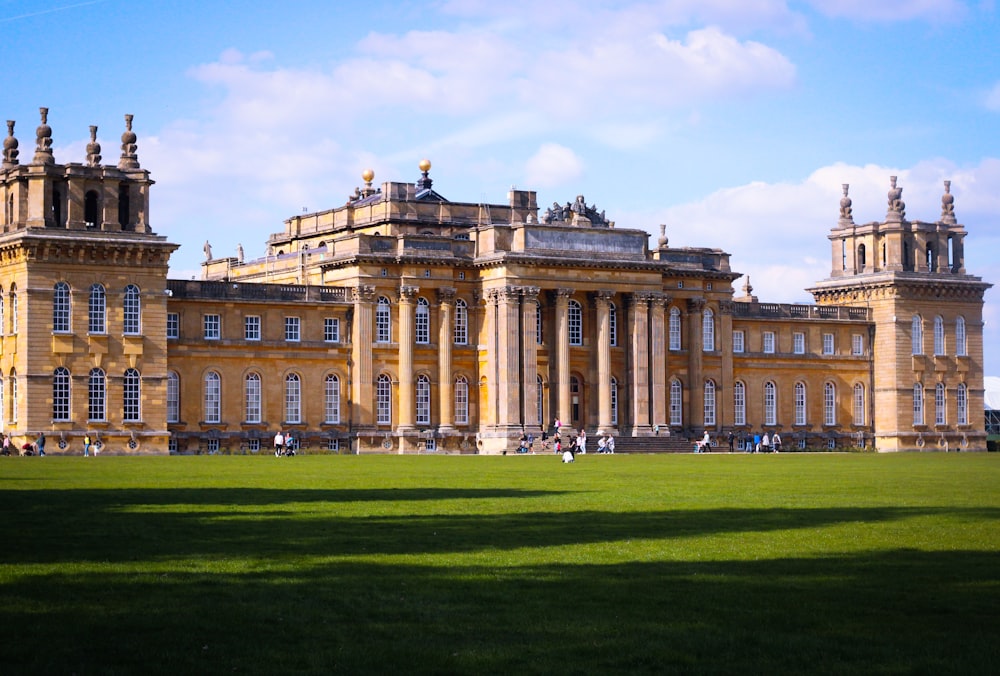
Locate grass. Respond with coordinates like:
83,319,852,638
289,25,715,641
1,453,998,675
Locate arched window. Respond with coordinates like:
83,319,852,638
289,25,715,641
704,380,716,426
926,244,936,272
455,375,469,425
957,383,968,425
415,297,430,344
123,284,141,335
903,241,912,271
324,374,340,424
935,383,946,426
611,376,619,426
118,182,131,230
377,374,392,425
84,190,99,227
245,373,262,423
933,316,945,355
454,299,468,345
669,307,681,350
167,372,180,423
955,317,967,356
536,375,544,425
670,379,683,426
733,381,746,426
568,300,582,346
285,373,302,424
913,383,924,426
9,285,17,335
882,241,887,268
416,374,431,425
764,381,777,426
203,371,221,424
375,296,391,343
702,308,715,352
123,368,141,422
795,382,807,425
53,282,71,333
89,367,107,422
609,302,617,347
9,369,16,423
911,315,923,355
570,375,581,422
89,284,106,334
853,383,865,426
824,382,836,426
857,243,866,269
53,367,70,421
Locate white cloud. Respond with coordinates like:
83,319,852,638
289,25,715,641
524,143,585,187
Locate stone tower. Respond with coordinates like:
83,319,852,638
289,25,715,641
809,179,991,451
0,109,177,453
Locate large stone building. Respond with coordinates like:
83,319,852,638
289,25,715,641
0,109,991,454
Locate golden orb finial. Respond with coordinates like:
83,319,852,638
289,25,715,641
361,168,374,183
418,159,431,173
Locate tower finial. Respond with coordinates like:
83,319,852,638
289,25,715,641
33,107,54,165
886,175,905,222
86,125,102,167
119,114,139,169
3,120,19,168
416,159,432,191
839,183,853,224
940,180,956,224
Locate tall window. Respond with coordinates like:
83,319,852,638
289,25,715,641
793,332,805,354
702,308,715,351
89,367,107,421
123,368,141,421
285,373,302,423
570,376,581,422
53,367,70,421
325,374,340,424
167,372,179,423
9,369,16,423
537,375,544,425
824,382,836,426
609,302,617,347
245,373,262,423
167,312,179,339
204,371,221,423
568,300,582,346
123,285,141,335
415,297,430,344
454,299,468,345
853,383,865,426
704,380,716,426
669,308,681,350
377,373,392,424
764,381,776,426
416,374,431,424
852,334,864,356
935,383,946,425
933,316,945,355
822,333,834,355
913,383,924,426
89,284,106,334
324,318,340,343
455,375,469,425
795,382,807,425
203,314,220,340
956,317,967,356
611,376,619,425
9,286,17,335
670,380,682,426
245,315,261,341
535,301,543,345
763,331,775,354
53,282,71,333
734,381,746,426
376,296,391,343
911,315,923,355
733,330,744,353
285,316,301,342
0,293,5,336
957,383,968,425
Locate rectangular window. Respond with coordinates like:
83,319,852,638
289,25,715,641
324,317,340,343
206,439,220,454
852,334,864,355
793,332,805,355
733,330,744,353
285,316,300,342
203,314,221,340
245,315,261,341
247,439,261,453
166,313,179,339
823,333,834,355
327,438,341,452
763,331,775,354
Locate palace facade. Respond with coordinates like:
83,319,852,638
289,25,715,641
0,109,991,454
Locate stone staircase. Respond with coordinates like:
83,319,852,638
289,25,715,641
610,435,704,454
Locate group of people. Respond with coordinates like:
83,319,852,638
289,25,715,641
272,430,298,457
553,420,616,463
1,432,48,456
748,430,782,453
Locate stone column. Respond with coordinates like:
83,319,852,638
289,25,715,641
521,286,540,431
650,294,668,429
594,290,614,434
687,297,706,430
397,285,418,433
552,288,574,428
495,286,522,430
351,285,376,435
628,293,651,435
719,300,735,431
437,287,456,433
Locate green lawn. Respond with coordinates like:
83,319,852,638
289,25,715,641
1,453,998,675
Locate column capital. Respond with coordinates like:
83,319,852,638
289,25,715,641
398,285,420,303
498,285,521,303
521,285,540,302
550,288,574,303
591,289,615,306
719,300,735,315
436,286,457,304
352,284,377,304
686,296,707,312
650,292,671,309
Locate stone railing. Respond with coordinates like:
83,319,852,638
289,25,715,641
732,302,870,321
167,279,349,303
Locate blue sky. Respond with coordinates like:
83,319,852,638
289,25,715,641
4,0,998,372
